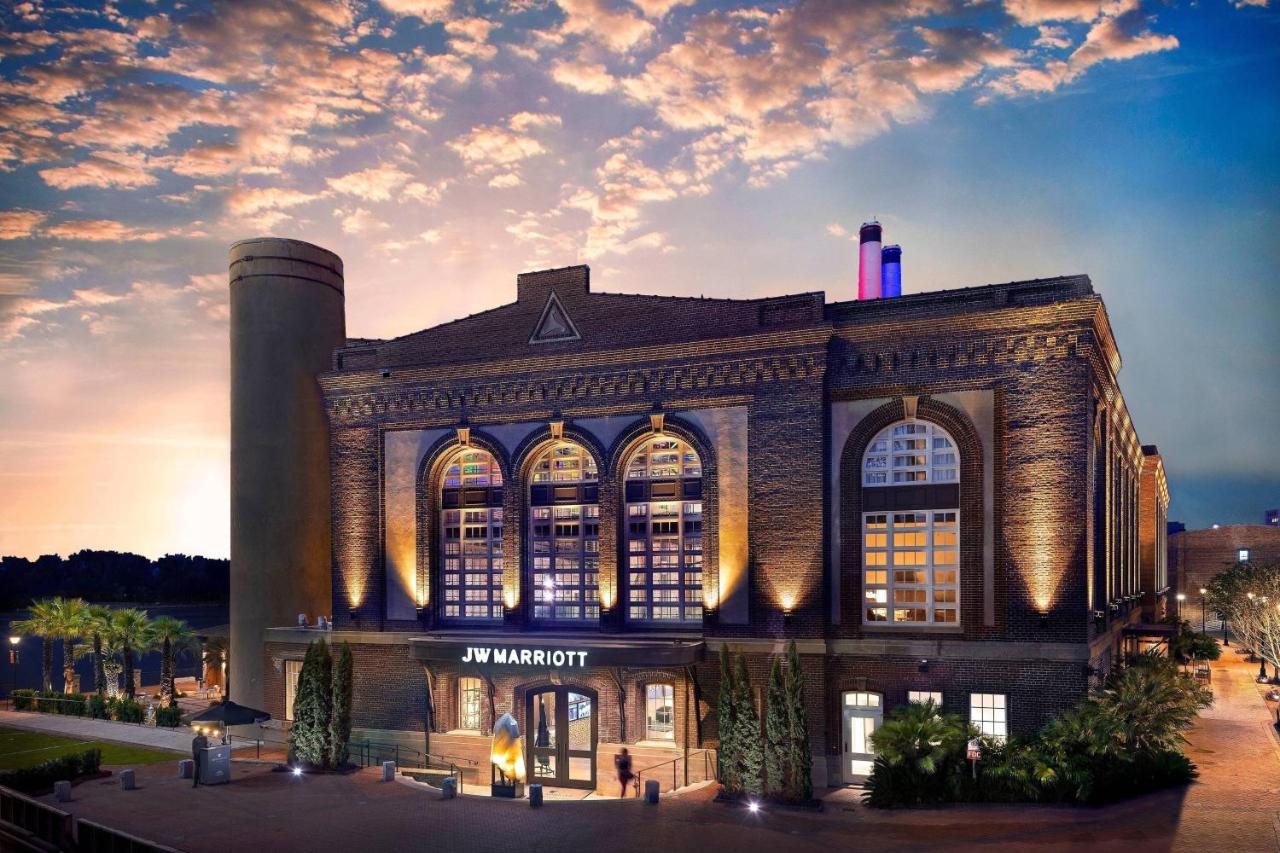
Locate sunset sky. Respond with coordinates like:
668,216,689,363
0,0,1276,559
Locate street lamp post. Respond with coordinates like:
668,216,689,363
7,636,19,700
1176,592,1186,621
1199,588,1207,635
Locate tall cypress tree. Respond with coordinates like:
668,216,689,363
329,642,354,768
717,646,740,792
785,640,813,802
733,653,763,798
289,640,334,768
763,655,790,799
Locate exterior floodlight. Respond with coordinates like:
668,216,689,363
293,767,302,777
490,712,525,798
748,801,760,813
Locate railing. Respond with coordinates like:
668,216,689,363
634,749,717,797
0,785,179,853
0,785,73,851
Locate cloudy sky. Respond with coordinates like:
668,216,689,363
0,0,1276,559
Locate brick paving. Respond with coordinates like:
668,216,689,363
23,642,1279,853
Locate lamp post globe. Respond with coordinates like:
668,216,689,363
6,635,18,698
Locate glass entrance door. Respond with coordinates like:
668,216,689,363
841,691,882,782
527,686,597,789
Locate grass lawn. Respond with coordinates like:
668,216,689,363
0,726,178,771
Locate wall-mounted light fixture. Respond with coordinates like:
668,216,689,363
1038,610,1050,628
348,606,358,620
917,659,929,674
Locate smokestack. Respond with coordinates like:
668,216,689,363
881,244,902,298
858,220,882,300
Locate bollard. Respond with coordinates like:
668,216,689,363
644,779,659,804
178,759,194,779
53,781,71,802
381,761,396,782
528,784,543,807
441,777,457,800
119,769,136,791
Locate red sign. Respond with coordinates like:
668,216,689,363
966,739,981,761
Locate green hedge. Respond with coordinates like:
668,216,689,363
155,705,183,728
12,689,87,716
0,748,102,794
111,698,145,723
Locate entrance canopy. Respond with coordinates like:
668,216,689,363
409,633,704,669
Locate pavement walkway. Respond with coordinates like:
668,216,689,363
0,710,189,753
12,641,1280,852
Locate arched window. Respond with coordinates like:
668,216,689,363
528,441,600,622
624,435,703,623
440,447,504,621
861,420,959,625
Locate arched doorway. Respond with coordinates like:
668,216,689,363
526,686,597,789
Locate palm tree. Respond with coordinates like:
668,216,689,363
82,605,112,696
106,609,153,700
149,616,196,707
12,599,58,692
49,597,90,694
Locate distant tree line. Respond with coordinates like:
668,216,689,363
0,550,229,609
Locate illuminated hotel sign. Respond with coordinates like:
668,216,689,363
460,646,588,667
411,637,704,668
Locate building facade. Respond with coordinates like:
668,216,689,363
1168,524,1280,599
230,239,1168,792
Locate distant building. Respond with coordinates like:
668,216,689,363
1168,525,1280,597
1266,509,1279,527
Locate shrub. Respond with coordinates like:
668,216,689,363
155,705,183,728
784,640,813,802
13,690,87,716
716,647,739,793
732,653,763,798
87,693,108,719
110,698,145,723
0,748,102,794
1168,622,1222,663
864,701,972,808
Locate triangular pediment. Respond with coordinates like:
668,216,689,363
528,290,581,344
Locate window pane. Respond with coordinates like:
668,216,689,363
625,435,704,624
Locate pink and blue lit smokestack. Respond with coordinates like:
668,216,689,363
856,219,903,299
857,220,882,300
881,244,902,298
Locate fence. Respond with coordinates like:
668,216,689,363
0,785,180,853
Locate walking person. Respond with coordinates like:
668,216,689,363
614,747,634,798
191,730,208,788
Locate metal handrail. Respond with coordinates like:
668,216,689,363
634,748,716,797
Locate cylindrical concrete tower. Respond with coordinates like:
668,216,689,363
857,220,882,300
229,238,345,709
881,244,902,298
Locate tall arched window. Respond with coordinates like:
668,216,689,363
624,435,703,623
861,420,959,625
528,441,600,622
440,447,504,621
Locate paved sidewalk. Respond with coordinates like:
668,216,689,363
0,710,189,753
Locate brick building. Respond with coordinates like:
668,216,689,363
230,239,1169,792
1168,525,1280,604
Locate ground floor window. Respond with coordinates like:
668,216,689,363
284,658,303,721
908,690,942,706
970,693,1007,740
458,676,482,731
645,683,675,740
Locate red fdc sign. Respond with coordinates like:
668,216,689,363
967,739,981,761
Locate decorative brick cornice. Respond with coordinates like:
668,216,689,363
324,350,826,427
